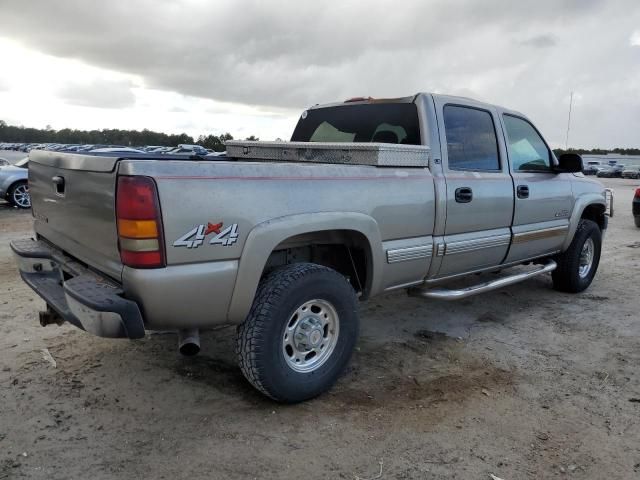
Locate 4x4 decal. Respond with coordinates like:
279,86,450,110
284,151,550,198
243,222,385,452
173,222,239,248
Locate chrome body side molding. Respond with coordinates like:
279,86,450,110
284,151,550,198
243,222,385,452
512,225,568,244
386,244,433,264
445,233,511,255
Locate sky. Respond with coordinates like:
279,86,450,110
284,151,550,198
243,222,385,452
0,0,639,148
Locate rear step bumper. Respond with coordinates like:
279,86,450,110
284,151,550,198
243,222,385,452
11,238,145,339
409,260,557,301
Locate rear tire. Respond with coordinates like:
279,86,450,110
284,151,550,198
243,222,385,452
8,181,30,209
552,219,601,293
236,263,359,403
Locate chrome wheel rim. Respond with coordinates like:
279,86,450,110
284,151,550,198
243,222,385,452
13,184,30,208
282,299,340,373
578,237,594,278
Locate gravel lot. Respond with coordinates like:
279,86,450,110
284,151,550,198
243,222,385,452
1,177,639,480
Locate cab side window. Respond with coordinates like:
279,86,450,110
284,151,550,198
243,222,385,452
503,115,552,172
443,105,500,171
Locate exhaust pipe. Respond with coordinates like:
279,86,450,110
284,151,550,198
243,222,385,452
178,328,200,356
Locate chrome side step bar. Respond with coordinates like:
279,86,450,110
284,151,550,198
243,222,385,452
409,260,557,301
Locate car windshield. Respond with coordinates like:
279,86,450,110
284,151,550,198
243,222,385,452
291,103,421,145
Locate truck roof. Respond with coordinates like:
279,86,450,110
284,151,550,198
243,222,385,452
308,92,526,119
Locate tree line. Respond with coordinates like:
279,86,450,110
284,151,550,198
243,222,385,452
0,120,259,152
553,147,640,156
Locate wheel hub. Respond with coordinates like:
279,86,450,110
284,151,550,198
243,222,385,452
294,317,324,349
282,299,340,373
578,237,594,279
13,184,30,208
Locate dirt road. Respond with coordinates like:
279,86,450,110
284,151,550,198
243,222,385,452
1,178,639,479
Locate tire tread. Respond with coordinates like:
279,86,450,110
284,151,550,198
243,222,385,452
552,219,601,293
236,263,353,401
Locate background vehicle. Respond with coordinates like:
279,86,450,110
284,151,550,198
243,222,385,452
597,166,619,178
89,147,146,154
12,93,610,402
1,156,30,208
166,144,209,155
621,166,640,179
634,188,640,228
583,161,602,175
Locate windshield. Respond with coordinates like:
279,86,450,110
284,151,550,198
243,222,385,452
291,103,421,145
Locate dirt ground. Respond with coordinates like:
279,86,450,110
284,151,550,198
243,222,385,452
1,177,639,480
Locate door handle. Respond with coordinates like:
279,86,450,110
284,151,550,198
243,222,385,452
455,187,473,203
52,175,65,195
517,185,529,199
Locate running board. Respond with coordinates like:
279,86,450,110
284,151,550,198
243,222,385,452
408,260,557,301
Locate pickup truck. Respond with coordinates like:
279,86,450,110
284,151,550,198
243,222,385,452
12,93,612,403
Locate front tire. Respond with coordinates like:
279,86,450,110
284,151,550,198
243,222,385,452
8,181,31,209
552,219,601,293
236,263,359,403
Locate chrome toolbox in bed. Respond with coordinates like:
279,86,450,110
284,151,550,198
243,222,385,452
225,141,430,167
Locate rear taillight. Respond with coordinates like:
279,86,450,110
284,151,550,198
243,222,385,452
635,188,640,200
116,176,165,268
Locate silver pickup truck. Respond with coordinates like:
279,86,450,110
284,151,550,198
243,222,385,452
12,93,612,403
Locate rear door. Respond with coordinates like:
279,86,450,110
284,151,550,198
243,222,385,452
433,99,514,277
499,114,574,263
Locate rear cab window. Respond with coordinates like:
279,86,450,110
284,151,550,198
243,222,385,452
291,103,421,145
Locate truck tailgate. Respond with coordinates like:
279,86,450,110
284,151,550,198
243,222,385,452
29,150,123,281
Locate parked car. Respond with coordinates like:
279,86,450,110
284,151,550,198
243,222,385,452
597,166,617,178
583,161,602,175
12,93,611,402
0,157,30,208
634,188,640,228
166,144,208,155
621,166,640,179
89,147,146,154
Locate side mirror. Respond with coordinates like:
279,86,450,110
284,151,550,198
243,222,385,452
555,153,583,173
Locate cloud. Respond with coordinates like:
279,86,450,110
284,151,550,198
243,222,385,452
0,0,639,147
57,79,135,108
519,35,557,48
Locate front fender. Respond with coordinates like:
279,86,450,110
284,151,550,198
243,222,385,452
0,172,28,197
562,193,606,251
227,212,383,323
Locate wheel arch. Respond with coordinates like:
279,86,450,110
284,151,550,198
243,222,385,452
562,195,606,251
227,212,383,323
3,176,28,199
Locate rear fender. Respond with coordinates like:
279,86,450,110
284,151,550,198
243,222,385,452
227,212,383,323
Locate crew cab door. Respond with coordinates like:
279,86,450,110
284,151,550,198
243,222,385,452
433,99,514,277
499,113,574,263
